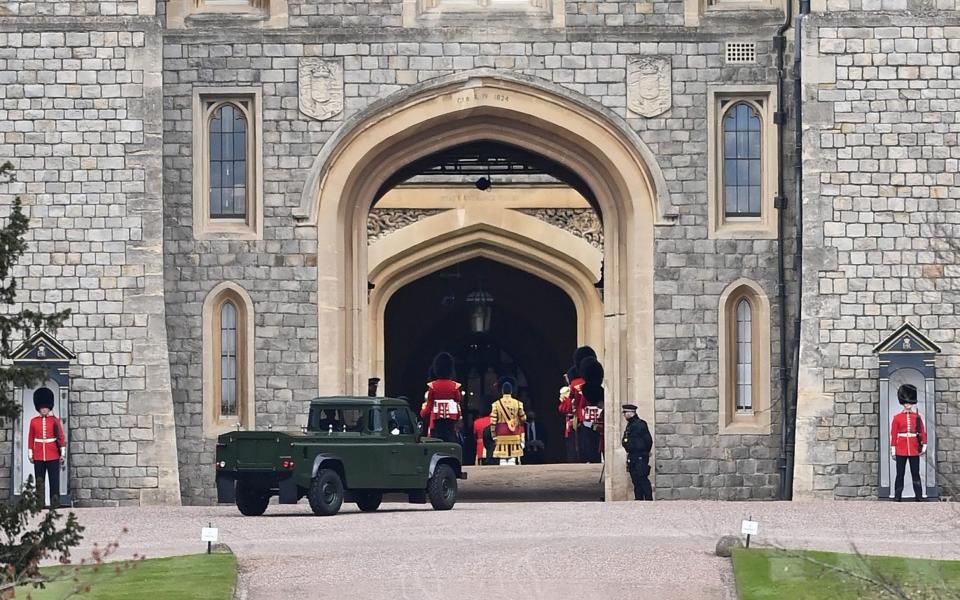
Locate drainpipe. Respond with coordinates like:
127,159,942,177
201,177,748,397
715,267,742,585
774,0,794,501
784,0,811,501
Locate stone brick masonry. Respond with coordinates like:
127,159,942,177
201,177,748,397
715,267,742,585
798,13,960,499
0,19,180,505
16,0,960,504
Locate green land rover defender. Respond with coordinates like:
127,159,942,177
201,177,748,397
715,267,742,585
215,397,466,516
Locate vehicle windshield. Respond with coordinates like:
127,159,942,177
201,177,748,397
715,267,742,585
307,407,366,433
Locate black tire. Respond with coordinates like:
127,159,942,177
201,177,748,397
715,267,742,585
236,482,270,516
427,464,457,511
355,491,383,512
308,468,344,516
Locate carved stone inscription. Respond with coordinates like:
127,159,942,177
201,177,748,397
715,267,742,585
627,56,672,118
298,58,344,121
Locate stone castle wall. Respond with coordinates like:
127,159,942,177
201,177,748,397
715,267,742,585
2,0,805,504
0,15,181,505
163,23,791,502
797,13,960,499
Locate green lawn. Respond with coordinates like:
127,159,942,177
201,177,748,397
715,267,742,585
16,553,236,600
733,547,960,600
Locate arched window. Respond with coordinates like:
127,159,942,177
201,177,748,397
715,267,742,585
719,280,771,434
193,91,262,240
208,103,248,220
219,300,239,417
203,283,255,435
722,102,762,218
735,298,753,413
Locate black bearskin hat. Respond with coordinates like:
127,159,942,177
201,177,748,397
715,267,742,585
33,387,55,412
431,352,455,380
579,356,604,406
498,376,517,396
566,346,597,382
572,346,597,371
897,384,918,405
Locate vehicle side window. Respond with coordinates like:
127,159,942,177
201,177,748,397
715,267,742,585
388,408,415,435
368,408,383,433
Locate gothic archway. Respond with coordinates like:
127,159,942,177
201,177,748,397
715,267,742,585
300,70,669,500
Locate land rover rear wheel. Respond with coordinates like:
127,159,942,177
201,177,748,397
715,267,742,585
236,482,270,516
308,469,344,516
427,464,457,511
355,491,383,512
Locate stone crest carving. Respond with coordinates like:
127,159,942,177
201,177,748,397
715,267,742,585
298,58,344,121
515,208,603,249
368,209,444,243
627,56,672,118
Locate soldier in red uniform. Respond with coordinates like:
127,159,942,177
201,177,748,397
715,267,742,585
27,388,65,508
420,352,462,443
578,356,604,464
558,346,596,463
890,383,927,502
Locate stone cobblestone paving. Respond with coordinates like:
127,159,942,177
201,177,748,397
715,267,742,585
62,500,960,600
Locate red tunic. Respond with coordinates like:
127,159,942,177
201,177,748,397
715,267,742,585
28,414,65,462
420,379,462,436
890,410,926,457
473,415,490,463
559,377,586,438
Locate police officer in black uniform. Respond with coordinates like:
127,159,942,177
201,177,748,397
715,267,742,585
621,404,653,501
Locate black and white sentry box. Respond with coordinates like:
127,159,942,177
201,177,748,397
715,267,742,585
873,323,940,501
10,330,76,507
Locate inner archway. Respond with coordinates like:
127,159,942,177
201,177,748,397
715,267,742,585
384,257,577,465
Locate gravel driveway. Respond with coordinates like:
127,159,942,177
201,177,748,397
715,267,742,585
62,500,960,600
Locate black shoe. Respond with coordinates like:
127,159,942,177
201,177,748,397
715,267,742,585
895,497,902,502
915,497,924,502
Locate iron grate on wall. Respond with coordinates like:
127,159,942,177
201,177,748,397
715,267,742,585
725,42,757,64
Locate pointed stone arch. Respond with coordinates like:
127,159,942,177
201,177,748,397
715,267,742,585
299,69,671,500
367,209,604,387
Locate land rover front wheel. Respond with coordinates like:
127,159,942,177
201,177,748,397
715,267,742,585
308,469,344,516
427,464,457,510
236,481,270,516
355,491,383,512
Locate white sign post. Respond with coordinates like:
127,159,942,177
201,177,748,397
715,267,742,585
741,517,759,548
201,523,219,554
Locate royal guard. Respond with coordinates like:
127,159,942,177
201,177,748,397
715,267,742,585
490,377,527,465
890,383,927,502
420,352,462,443
27,388,66,508
578,356,604,464
558,346,596,463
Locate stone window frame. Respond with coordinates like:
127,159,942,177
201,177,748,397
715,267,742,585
192,88,263,241
402,0,564,27
202,282,256,438
166,0,288,28
707,86,778,240
684,0,781,26
718,279,771,435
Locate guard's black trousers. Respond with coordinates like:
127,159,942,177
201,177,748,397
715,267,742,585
33,459,61,507
430,419,458,444
894,455,923,501
628,454,653,501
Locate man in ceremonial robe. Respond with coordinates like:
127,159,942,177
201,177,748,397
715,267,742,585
490,377,527,465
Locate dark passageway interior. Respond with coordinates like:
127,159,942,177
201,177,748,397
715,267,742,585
383,257,577,463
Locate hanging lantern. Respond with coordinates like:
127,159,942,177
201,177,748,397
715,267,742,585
466,290,494,334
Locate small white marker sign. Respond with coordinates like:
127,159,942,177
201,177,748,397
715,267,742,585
201,527,219,543
741,520,759,536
